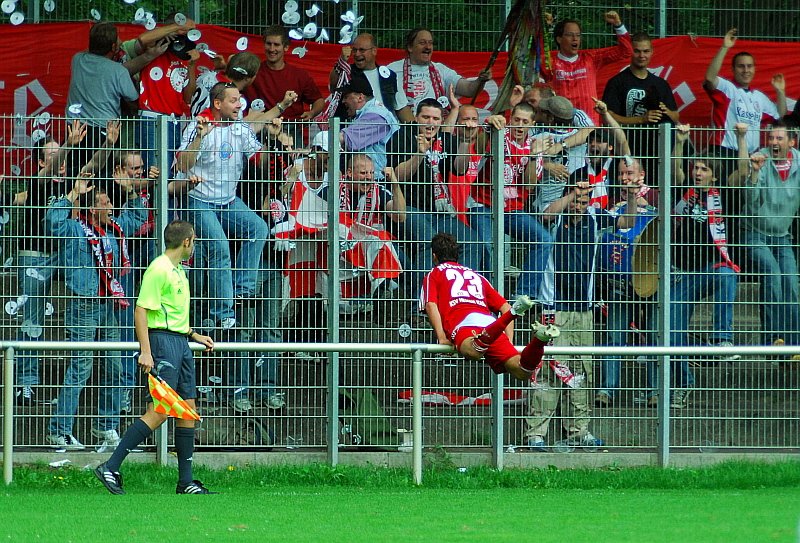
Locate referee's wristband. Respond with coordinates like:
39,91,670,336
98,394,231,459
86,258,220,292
187,330,195,340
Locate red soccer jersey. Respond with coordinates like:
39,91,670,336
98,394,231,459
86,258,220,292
419,262,507,335
139,53,192,116
543,33,632,125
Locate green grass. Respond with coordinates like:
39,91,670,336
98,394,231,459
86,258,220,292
2,461,800,542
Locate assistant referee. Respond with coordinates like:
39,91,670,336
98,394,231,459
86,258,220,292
95,220,216,495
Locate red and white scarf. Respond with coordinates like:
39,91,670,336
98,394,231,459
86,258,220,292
674,186,739,272
403,58,446,108
340,182,382,228
77,216,132,308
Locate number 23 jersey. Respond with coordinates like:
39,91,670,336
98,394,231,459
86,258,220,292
419,262,507,334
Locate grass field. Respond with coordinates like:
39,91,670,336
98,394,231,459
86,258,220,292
2,461,800,542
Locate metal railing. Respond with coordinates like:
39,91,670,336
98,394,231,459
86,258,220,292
4,340,799,485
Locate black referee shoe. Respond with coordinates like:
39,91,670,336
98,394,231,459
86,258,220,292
94,463,125,495
176,480,217,494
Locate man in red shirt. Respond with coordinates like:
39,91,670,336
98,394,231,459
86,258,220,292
420,233,559,381
245,25,325,142
543,11,632,125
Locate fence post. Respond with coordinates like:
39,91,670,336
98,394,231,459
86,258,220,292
152,115,170,464
3,347,14,485
188,0,201,24
326,119,342,466
154,115,169,253
412,348,423,485
655,0,667,39
489,126,506,469
656,123,673,467
26,0,40,24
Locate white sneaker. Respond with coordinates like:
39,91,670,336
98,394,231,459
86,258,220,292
265,393,286,410
532,322,560,342
715,341,741,361
670,389,691,409
511,295,534,316
46,434,85,450
220,317,236,330
231,396,253,413
92,428,121,446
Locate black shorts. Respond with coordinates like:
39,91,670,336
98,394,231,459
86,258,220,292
149,330,196,400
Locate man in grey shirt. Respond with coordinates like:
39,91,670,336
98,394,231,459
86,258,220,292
732,121,800,351
66,22,139,168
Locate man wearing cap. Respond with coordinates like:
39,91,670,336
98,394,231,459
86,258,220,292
532,95,594,215
245,25,325,135
338,77,400,180
543,12,632,125
387,28,492,114
329,33,414,123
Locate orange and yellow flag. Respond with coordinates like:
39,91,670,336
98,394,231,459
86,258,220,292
148,374,201,421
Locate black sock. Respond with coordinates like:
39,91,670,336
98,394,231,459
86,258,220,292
175,427,196,486
106,418,153,472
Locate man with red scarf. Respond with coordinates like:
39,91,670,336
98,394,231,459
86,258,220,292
669,124,740,409
386,28,491,115
44,175,148,450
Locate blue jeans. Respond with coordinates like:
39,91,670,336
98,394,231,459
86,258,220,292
471,208,553,299
187,196,268,323
599,286,656,399
742,230,800,345
136,113,183,172
227,263,283,398
117,239,156,389
398,207,481,293
15,251,57,386
49,298,122,436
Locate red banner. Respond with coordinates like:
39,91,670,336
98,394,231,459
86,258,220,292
2,23,798,175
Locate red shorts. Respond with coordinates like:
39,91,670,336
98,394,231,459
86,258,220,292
453,326,519,374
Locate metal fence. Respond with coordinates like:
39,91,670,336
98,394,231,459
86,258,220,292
1,114,799,478
6,1,800,49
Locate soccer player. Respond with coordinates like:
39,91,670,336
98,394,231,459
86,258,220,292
95,221,215,495
420,233,559,381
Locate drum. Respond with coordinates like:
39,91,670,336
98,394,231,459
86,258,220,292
631,218,659,298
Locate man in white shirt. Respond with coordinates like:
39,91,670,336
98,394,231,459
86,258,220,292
176,81,281,329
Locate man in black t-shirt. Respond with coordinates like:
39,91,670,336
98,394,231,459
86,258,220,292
387,98,478,295
602,32,679,173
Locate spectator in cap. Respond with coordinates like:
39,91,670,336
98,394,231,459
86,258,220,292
338,77,400,180
329,33,414,122
532,95,595,215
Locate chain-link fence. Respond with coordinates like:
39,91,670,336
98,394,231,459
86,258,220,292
5,1,800,51
1,113,798,461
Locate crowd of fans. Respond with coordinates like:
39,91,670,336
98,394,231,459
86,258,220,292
3,15,800,452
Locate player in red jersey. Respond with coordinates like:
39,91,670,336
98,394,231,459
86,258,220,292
420,233,560,380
